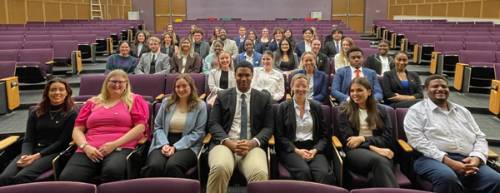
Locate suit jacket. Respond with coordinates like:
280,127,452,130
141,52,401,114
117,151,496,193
134,52,171,74
268,40,280,52
321,41,339,58
293,70,328,103
382,69,423,100
331,66,383,102
363,54,395,75
275,99,328,154
130,43,149,58
315,52,329,73
234,35,246,49
193,41,210,59
239,40,264,54
208,88,274,149
170,53,203,73
235,52,262,67
295,41,306,58
336,104,395,153
150,98,207,155
160,44,176,58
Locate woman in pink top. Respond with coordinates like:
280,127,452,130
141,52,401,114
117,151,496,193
60,69,149,183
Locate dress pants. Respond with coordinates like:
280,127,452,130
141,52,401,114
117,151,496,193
414,153,500,193
206,145,268,193
345,148,399,188
141,133,197,178
59,149,132,183
0,153,57,186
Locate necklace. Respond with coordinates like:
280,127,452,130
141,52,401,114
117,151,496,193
49,109,62,123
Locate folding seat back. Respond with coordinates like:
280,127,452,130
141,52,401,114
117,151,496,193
0,35,24,42
23,41,52,49
51,35,75,41
459,50,496,64
75,74,106,101
439,35,463,42
465,42,497,51
98,178,200,193
353,40,370,48
0,49,19,61
247,180,349,193
416,35,440,44
434,41,463,54
25,35,51,41
0,181,96,193
189,73,207,97
0,41,23,50
0,61,16,79
17,48,54,64
363,48,378,58
74,34,97,44
128,74,165,102
467,36,490,42
163,73,179,94
52,40,78,59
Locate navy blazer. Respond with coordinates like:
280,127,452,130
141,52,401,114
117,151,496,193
331,66,383,102
295,41,306,58
293,69,328,103
235,51,262,67
239,40,263,54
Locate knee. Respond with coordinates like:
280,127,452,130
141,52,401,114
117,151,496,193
101,164,126,182
371,156,392,168
209,162,233,179
293,167,312,181
435,172,461,187
164,161,181,173
59,169,76,182
247,167,268,182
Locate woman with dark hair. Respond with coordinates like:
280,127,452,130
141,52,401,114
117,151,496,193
170,38,202,73
105,41,138,74
0,79,77,186
275,73,334,184
209,27,221,46
382,52,422,108
273,38,299,73
166,24,179,46
131,31,150,58
284,29,296,50
160,32,178,58
337,77,398,188
260,27,271,51
141,74,207,178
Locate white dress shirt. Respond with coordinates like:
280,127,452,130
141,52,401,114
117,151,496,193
305,42,312,52
358,109,373,137
350,66,364,80
294,98,313,141
229,89,251,140
251,67,285,101
379,55,390,74
137,43,144,55
181,56,187,73
244,52,253,63
404,98,488,163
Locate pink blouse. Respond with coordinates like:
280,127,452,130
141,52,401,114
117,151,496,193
75,94,149,152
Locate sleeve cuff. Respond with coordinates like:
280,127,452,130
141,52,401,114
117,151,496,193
433,151,447,162
469,152,487,164
252,138,261,147
221,138,230,145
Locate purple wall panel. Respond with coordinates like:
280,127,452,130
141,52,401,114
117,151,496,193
186,0,332,20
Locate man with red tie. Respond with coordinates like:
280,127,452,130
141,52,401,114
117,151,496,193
331,47,383,102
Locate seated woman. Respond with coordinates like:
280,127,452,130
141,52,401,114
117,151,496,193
209,27,221,46
105,41,138,74
170,38,202,73
160,32,178,58
292,52,328,103
206,51,236,105
275,73,334,185
283,29,296,50
131,31,150,58
334,37,354,70
382,52,422,108
141,74,207,178
364,40,394,76
260,27,271,51
337,77,398,188
241,30,263,54
273,38,299,74
166,24,180,46
0,79,77,186
59,69,149,183
203,40,224,74
252,51,285,102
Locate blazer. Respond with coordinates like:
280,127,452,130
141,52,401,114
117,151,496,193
382,69,423,100
315,52,329,73
331,66,383,102
321,41,339,58
130,43,149,58
239,40,264,54
208,88,274,149
234,35,246,49
235,52,262,67
134,52,171,74
193,41,210,59
170,53,203,73
275,99,328,154
208,69,236,94
268,40,280,52
337,104,395,153
150,99,207,155
363,54,395,75
293,69,328,103
160,44,176,58
295,41,306,58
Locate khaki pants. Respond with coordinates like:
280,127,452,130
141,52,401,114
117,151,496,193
206,145,268,193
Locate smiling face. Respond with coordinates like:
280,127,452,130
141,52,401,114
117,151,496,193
280,40,290,52
213,42,223,54
244,40,254,53
180,39,191,52
262,28,269,37
303,30,313,41
193,32,203,42
137,33,146,43
274,31,283,41
248,31,256,40
284,30,292,38
149,39,160,52
292,78,308,98
167,24,174,32
119,42,130,56
426,78,449,106
311,39,321,54
175,78,192,99
106,75,128,98
302,53,316,73
378,42,389,55
219,29,227,40
218,52,231,69
333,31,343,41
235,67,253,92
350,82,371,107
261,53,273,70
48,82,68,105
342,40,351,53
395,53,408,72
239,27,246,37
163,34,172,44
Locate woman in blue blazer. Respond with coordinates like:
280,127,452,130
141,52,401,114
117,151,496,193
293,51,328,103
141,74,207,178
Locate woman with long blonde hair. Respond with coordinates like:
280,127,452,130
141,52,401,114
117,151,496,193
334,37,355,70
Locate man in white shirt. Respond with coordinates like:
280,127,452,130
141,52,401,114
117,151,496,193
210,28,238,58
404,75,500,193
207,61,274,193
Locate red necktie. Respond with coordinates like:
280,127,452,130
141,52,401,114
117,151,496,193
355,69,361,78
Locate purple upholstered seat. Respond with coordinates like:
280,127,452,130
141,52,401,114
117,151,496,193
247,180,348,193
25,35,51,41
0,181,96,193
0,61,16,79
439,35,463,42
459,50,496,67
0,41,23,50
363,48,378,58
97,178,200,193
433,41,463,54
353,40,370,48
16,48,54,77
51,35,75,41
129,74,166,102
351,188,433,193
0,35,24,42
163,73,207,97
52,40,78,60
0,49,19,62
464,42,497,51
467,36,491,42
23,41,52,49
75,74,106,101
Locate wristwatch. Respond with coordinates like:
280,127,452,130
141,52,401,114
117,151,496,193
79,143,88,149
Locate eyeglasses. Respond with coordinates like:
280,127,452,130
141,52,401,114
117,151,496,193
108,80,127,85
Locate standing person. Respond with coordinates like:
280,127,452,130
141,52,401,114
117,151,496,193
0,79,76,186
235,39,262,67
191,28,210,59
59,70,149,183
206,61,274,193
293,52,328,103
131,31,150,58
105,41,138,74
364,40,394,76
170,38,202,73
334,37,354,70
141,74,207,178
337,77,399,188
295,28,314,58
382,52,422,108
404,75,500,193
311,39,329,73
275,73,334,184
251,51,285,102
160,32,178,58
273,38,299,74
135,36,171,74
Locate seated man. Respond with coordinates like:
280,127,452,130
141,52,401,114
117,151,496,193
235,39,262,67
191,28,210,59
134,36,170,74
207,61,274,193
404,75,500,193
331,47,383,102
311,39,329,73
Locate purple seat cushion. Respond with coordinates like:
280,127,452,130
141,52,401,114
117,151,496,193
0,61,16,79
97,178,200,193
351,188,432,193
34,170,53,181
247,180,348,193
0,181,96,193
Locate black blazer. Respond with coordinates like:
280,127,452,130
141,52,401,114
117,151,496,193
336,104,394,152
363,54,395,75
321,41,339,58
382,69,423,100
208,88,274,149
130,43,149,58
160,44,175,58
275,99,328,154
316,52,329,73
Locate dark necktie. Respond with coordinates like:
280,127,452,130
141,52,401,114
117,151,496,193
149,54,156,74
240,94,248,140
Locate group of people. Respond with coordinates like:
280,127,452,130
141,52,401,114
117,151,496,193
0,24,499,193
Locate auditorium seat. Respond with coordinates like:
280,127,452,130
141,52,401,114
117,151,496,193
0,181,96,193
52,40,79,66
161,73,207,100
74,74,106,101
97,178,200,193
0,41,24,50
453,50,496,93
351,188,432,193
0,61,20,114
129,74,166,102
247,180,348,193
23,40,52,49
25,35,51,41
465,41,497,51
429,41,462,75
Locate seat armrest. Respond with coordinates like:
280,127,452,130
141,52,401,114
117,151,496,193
488,149,498,161
45,60,55,65
155,94,165,102
199,93,206,100
268,135,275,146
331,136,342,149
398,139,413,153
203,133,212,144
0,135,21,150
286,94,292,101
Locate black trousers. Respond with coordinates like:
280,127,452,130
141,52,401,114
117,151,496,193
59,149,132,183
279,140,335,185
345,148,399,188
0,153,57,186
141,133,197,178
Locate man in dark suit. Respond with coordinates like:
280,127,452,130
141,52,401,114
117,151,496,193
191,28,210,59
234,26,247,52
321,29,343,58
311,39,330,73
207,61,274,193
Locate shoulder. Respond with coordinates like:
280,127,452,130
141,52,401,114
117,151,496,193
383,70,394,78
132,94,146,103
309,99,322,109
252,88,271,99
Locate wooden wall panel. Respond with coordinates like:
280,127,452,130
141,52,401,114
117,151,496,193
447,2,463,17
464,1,481,18
155,0,186,32
403,5,417,15
388,0,499,19
61,3,77,19
0,0,7,23
77,4,90,19
432,3,447,16
7,0,26,24
45,2,61,22
27,0,44,21
417,4,432,16
482,0,500,18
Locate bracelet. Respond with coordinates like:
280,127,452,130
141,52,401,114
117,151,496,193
79,143,88,150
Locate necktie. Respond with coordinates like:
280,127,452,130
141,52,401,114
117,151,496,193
240,94,248,140
149,54,156,74
355,68,361,78
335,41,340,53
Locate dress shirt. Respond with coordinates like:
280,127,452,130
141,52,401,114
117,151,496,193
293,98,313,141
181,56,187,73
244,52,253,63
229,89,251,140
137,44,143,55
350,66,364,79
308,75,314,99
404,98,488,163
251,67,285,101
358,109,373,137
305,42,312,53
380,55,390,74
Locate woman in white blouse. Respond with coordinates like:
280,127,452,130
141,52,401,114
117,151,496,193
251,51,285,102
334,37,355,70
206,51,236,105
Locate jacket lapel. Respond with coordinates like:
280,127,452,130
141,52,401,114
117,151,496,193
287,101,297,140
229,88,236,125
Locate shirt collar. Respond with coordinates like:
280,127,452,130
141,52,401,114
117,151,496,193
244,52,253,58
425,98,456,113
350,66,362,71
236,88,251,98
293,97,311,111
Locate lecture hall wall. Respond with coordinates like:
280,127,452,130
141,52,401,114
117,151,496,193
388,0,500,19
0,0,132,24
